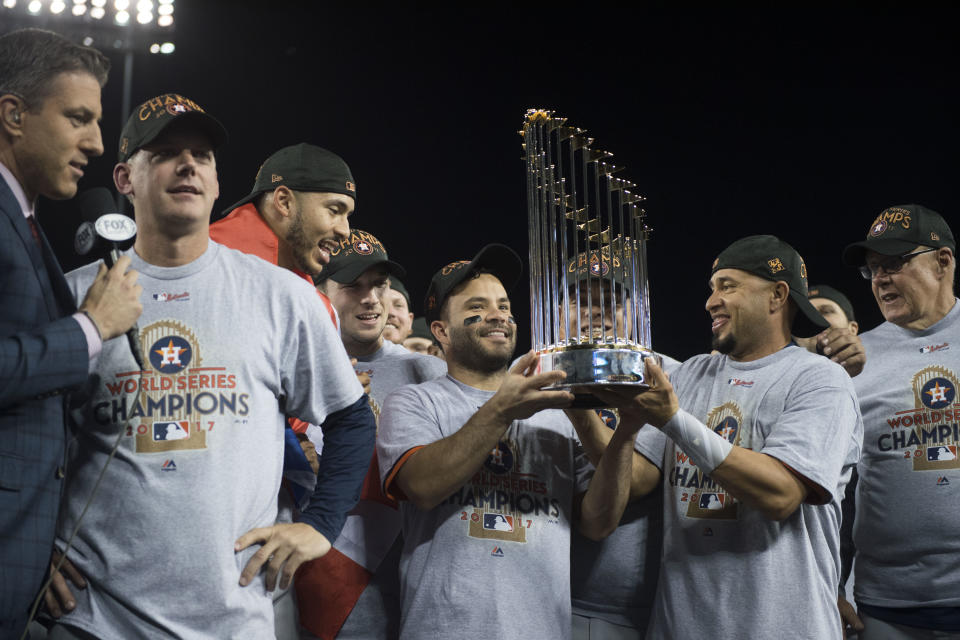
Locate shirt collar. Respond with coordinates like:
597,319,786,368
0,161,35,219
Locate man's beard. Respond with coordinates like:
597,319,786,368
447,324,515,374
711,332,735,355
285,207,317,276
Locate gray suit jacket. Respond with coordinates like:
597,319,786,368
0,176,90,635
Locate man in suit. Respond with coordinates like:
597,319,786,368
0,28,143,635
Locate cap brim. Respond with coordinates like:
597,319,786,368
790,289,830,333
328,259,407,284
216,190,262,222
842,238,917,265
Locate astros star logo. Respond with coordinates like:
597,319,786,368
354,240,373,254
172,104,186,113
926,381,952,404
155,339,188,366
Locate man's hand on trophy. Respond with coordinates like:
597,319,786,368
488,351,575,423
590,357,679,429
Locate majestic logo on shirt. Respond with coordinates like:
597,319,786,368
152,291,190,302
491,545,504,557
876,365,960,472
161,459,177,472
920,342,950,354
671,402,744,521
937,476,951,486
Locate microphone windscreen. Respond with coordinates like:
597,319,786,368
77,187,118,224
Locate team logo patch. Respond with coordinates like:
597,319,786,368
713,416,739,443
870,219,888,237
149,335,192,374
483,514,514,532
346,181,356,192
491,546,504,557
353,239,373,255
484,441,514,475
589,258,610,276
271,173,283,183
596,408,619,429
161,459,177,472
767,258,784,274
921,377,955,409
932,232,941,242
166,102,191,116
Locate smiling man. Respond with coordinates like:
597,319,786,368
591,235,862,639
840,205,960,639
48,95,374,639
305,230,445,640
382,279,415,345
376,244,646,640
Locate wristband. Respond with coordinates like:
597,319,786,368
661,408,734,475
81,310,103,340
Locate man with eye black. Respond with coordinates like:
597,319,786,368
374,244,648,640
838,205,960,639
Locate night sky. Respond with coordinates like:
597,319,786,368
25,3,960,361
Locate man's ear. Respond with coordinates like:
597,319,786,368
430,319,449,348
848,320,859,336
272,186,295,219
770,281,790,313
114,162,133,196
0,94,26,138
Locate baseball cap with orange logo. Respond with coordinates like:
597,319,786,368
220,143,356,219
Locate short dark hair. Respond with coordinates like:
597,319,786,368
0,28,110,109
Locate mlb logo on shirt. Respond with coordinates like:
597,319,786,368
483,514,514,532
153,421,189,441
699,493,725,510
927,445,957,462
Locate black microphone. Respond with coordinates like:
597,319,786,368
75,188,145,371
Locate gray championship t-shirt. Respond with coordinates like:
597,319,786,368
570,416,665,630
570,354,675,631
335,340,447,639
57,241,362,640
853,300,960,608
377,375,593,640
643,345,861,639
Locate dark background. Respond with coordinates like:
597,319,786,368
22,3,960,361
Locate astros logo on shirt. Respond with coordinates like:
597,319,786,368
684,402,743,520
907,366,960,471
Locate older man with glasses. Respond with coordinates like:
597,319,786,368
839,204,960,639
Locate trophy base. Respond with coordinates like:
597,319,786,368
539,345,658,409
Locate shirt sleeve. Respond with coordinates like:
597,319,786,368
759,360,863,505
634,425,668,471
296,394,377,541
377,383,445,501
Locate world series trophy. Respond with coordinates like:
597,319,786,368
520,109,656,407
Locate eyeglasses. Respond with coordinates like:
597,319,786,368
859,247,938,280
